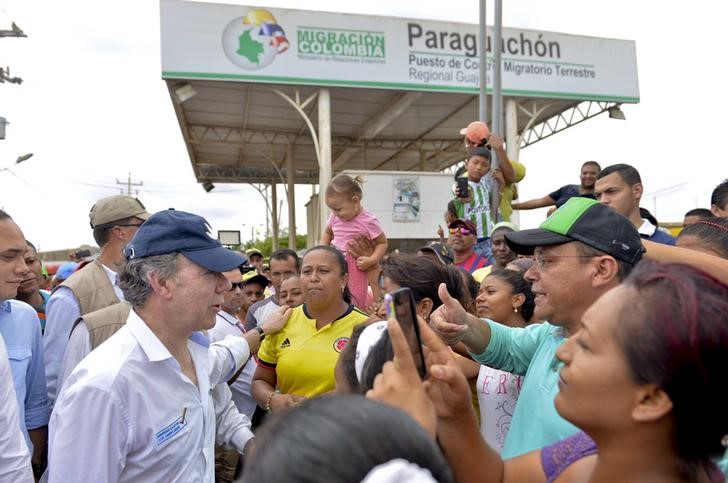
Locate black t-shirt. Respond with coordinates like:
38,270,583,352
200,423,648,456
548,184,596,207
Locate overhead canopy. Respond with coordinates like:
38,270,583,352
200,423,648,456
161,0,639,185
167,80,605,184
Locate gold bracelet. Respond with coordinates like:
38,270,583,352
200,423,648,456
264,389,279,412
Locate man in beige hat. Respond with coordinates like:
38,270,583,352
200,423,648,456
43,195,150,408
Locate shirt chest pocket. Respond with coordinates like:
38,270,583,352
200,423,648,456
154,411,192,450
7,347,31,371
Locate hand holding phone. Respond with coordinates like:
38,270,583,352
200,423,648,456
385,287,427,379
456,177,469,199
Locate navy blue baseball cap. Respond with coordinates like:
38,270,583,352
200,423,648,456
123,209,245,272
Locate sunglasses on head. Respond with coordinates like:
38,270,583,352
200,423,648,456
449,227,472,236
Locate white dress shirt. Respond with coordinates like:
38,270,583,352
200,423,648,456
47,309,254,482
56,322,92,396
208,310,258,419
43,263,123,408
0,335,34,483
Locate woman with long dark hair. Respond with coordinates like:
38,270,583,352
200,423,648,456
371,259,728,482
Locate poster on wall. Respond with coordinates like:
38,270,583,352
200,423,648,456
393,176,420,222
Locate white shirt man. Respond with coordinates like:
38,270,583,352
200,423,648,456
47,209,262,482
209,268,291,418
0,335,34,483
49,310,251,482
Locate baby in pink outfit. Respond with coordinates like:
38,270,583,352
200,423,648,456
321,174,388,309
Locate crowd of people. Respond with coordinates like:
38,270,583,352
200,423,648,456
0,121,726,483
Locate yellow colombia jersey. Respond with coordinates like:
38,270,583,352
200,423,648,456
257,304,368,398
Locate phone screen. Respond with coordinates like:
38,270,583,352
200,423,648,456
385,288,427,379
456,177,469,198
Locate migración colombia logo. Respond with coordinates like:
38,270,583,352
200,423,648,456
222,8,289,70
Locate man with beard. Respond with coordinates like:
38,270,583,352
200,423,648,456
511,161,601,211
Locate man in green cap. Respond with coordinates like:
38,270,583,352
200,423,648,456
431,197,644,458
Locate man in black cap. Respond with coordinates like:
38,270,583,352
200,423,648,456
417,241,455,266
48,210,266,482
246,248,265,275
431,197,643,458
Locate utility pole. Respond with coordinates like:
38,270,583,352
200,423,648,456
0,22,26,38
116,172,143,196
1,21,28,133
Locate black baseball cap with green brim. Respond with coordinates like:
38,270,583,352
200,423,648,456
504,197,644,265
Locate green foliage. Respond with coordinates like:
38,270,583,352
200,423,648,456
241,234,308,258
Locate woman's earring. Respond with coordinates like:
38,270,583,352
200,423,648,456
513,306,518,313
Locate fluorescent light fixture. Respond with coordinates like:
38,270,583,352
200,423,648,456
16,153,33,164
174,83,196,103
608,105,626,120
202,181,215,192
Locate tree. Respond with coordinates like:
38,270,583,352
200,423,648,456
242,233,308,258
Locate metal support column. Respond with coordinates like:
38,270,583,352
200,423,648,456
505,99,519,161
491,0,503,142
271,178,279,251
489,0,503,222
318,88,332,237
505,98,520,227
478,0,487,122
286,144,296,250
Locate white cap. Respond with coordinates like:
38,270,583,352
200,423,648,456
354,321,388,383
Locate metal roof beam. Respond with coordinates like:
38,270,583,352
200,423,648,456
371,95,477,170
520,101,617,149
197,164,319,184
332,91,423,170
186,124,469,151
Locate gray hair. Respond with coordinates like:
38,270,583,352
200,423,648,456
118,253,180,307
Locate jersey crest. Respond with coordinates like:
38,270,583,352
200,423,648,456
333,337,349,353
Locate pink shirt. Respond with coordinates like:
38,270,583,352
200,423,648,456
327,209,384,255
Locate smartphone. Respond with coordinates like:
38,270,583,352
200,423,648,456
385,287,427,379
456,177,469,199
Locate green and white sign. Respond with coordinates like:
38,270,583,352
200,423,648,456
161,0,640,102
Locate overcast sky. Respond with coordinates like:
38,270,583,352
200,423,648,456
1,0,726,252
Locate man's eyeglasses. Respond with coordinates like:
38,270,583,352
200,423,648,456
116,223,144,228
228,282,245,291
449,227,472,236
533,253,598,270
